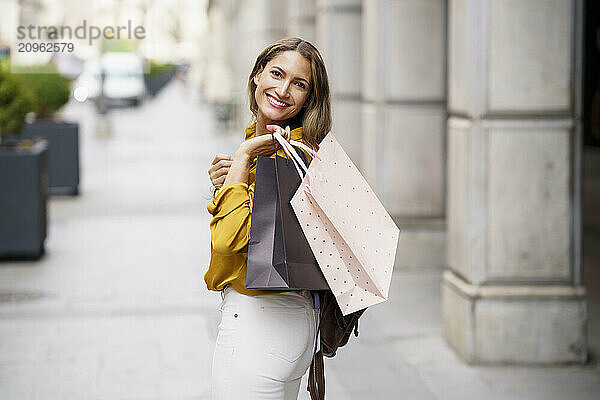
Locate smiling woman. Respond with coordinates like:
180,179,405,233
247,38,331,149
205,37,332,400
253,51,311,125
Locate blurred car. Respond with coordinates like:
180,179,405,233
73,59,102,102
52,52,85,80
100,52,146,106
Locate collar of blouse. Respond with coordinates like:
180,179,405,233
244,122,304,142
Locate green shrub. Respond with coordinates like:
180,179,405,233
0,66,31,140
101,38,138,53
146,61,176,78
16,64,70,120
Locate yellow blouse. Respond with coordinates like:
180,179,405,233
204,122,313,296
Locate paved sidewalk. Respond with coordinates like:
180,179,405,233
0,80,599,399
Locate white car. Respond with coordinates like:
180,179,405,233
73,59,102,102
100,52,146,106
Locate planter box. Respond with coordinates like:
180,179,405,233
0,140,48,259
21,121,80,195
145,70,176,97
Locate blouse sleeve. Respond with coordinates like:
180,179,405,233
207,181,255,255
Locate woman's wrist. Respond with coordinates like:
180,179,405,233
234,147,252,166
223,147,252,186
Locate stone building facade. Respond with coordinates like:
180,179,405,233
203,0,587,364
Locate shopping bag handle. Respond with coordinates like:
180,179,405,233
289,140,320,160
269,132,296,171
272,131,311,179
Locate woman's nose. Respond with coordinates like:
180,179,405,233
276,80,291,99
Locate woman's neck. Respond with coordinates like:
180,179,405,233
255,113,289,137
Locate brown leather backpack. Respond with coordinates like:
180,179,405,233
307,290,366,400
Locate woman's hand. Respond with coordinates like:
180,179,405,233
208,154,233,190
236,125,291,161
223,125,291,187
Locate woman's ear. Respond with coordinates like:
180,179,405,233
253,68,263,85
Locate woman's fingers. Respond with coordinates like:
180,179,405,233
265,124,279,133
265,124,291,141
211,154,233,166
211,165,230,177
210,168,229,187
214,159,233,169
210,165,231,180
217,165,230,176
213,174,226,186
209,154,233,187
241,127,297,160
209,159,232,174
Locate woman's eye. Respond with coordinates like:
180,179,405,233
271,70,281,77
295,82,306,89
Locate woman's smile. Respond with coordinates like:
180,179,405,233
266,94,291,109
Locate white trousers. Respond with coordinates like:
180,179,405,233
211,286,318,400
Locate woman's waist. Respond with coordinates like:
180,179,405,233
223,285,314,310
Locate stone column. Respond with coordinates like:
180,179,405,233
315,0,362,166
443,0,587,363
362,0,447,269
207,0,288,129
286,0,316,43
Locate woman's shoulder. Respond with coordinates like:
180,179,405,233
244,122,257,140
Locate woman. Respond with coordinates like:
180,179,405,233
205,37,331,399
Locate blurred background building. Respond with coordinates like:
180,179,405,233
203,0,597,365
0,0,598,372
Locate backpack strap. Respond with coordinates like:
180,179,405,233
308,349,325,400
308,291,325,400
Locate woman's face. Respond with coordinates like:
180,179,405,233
253,50,312,123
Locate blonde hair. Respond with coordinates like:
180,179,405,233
247,37,332,148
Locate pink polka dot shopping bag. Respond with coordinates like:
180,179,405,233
274,132,401,316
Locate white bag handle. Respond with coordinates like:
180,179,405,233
289,140,319,160
272,131,311,179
